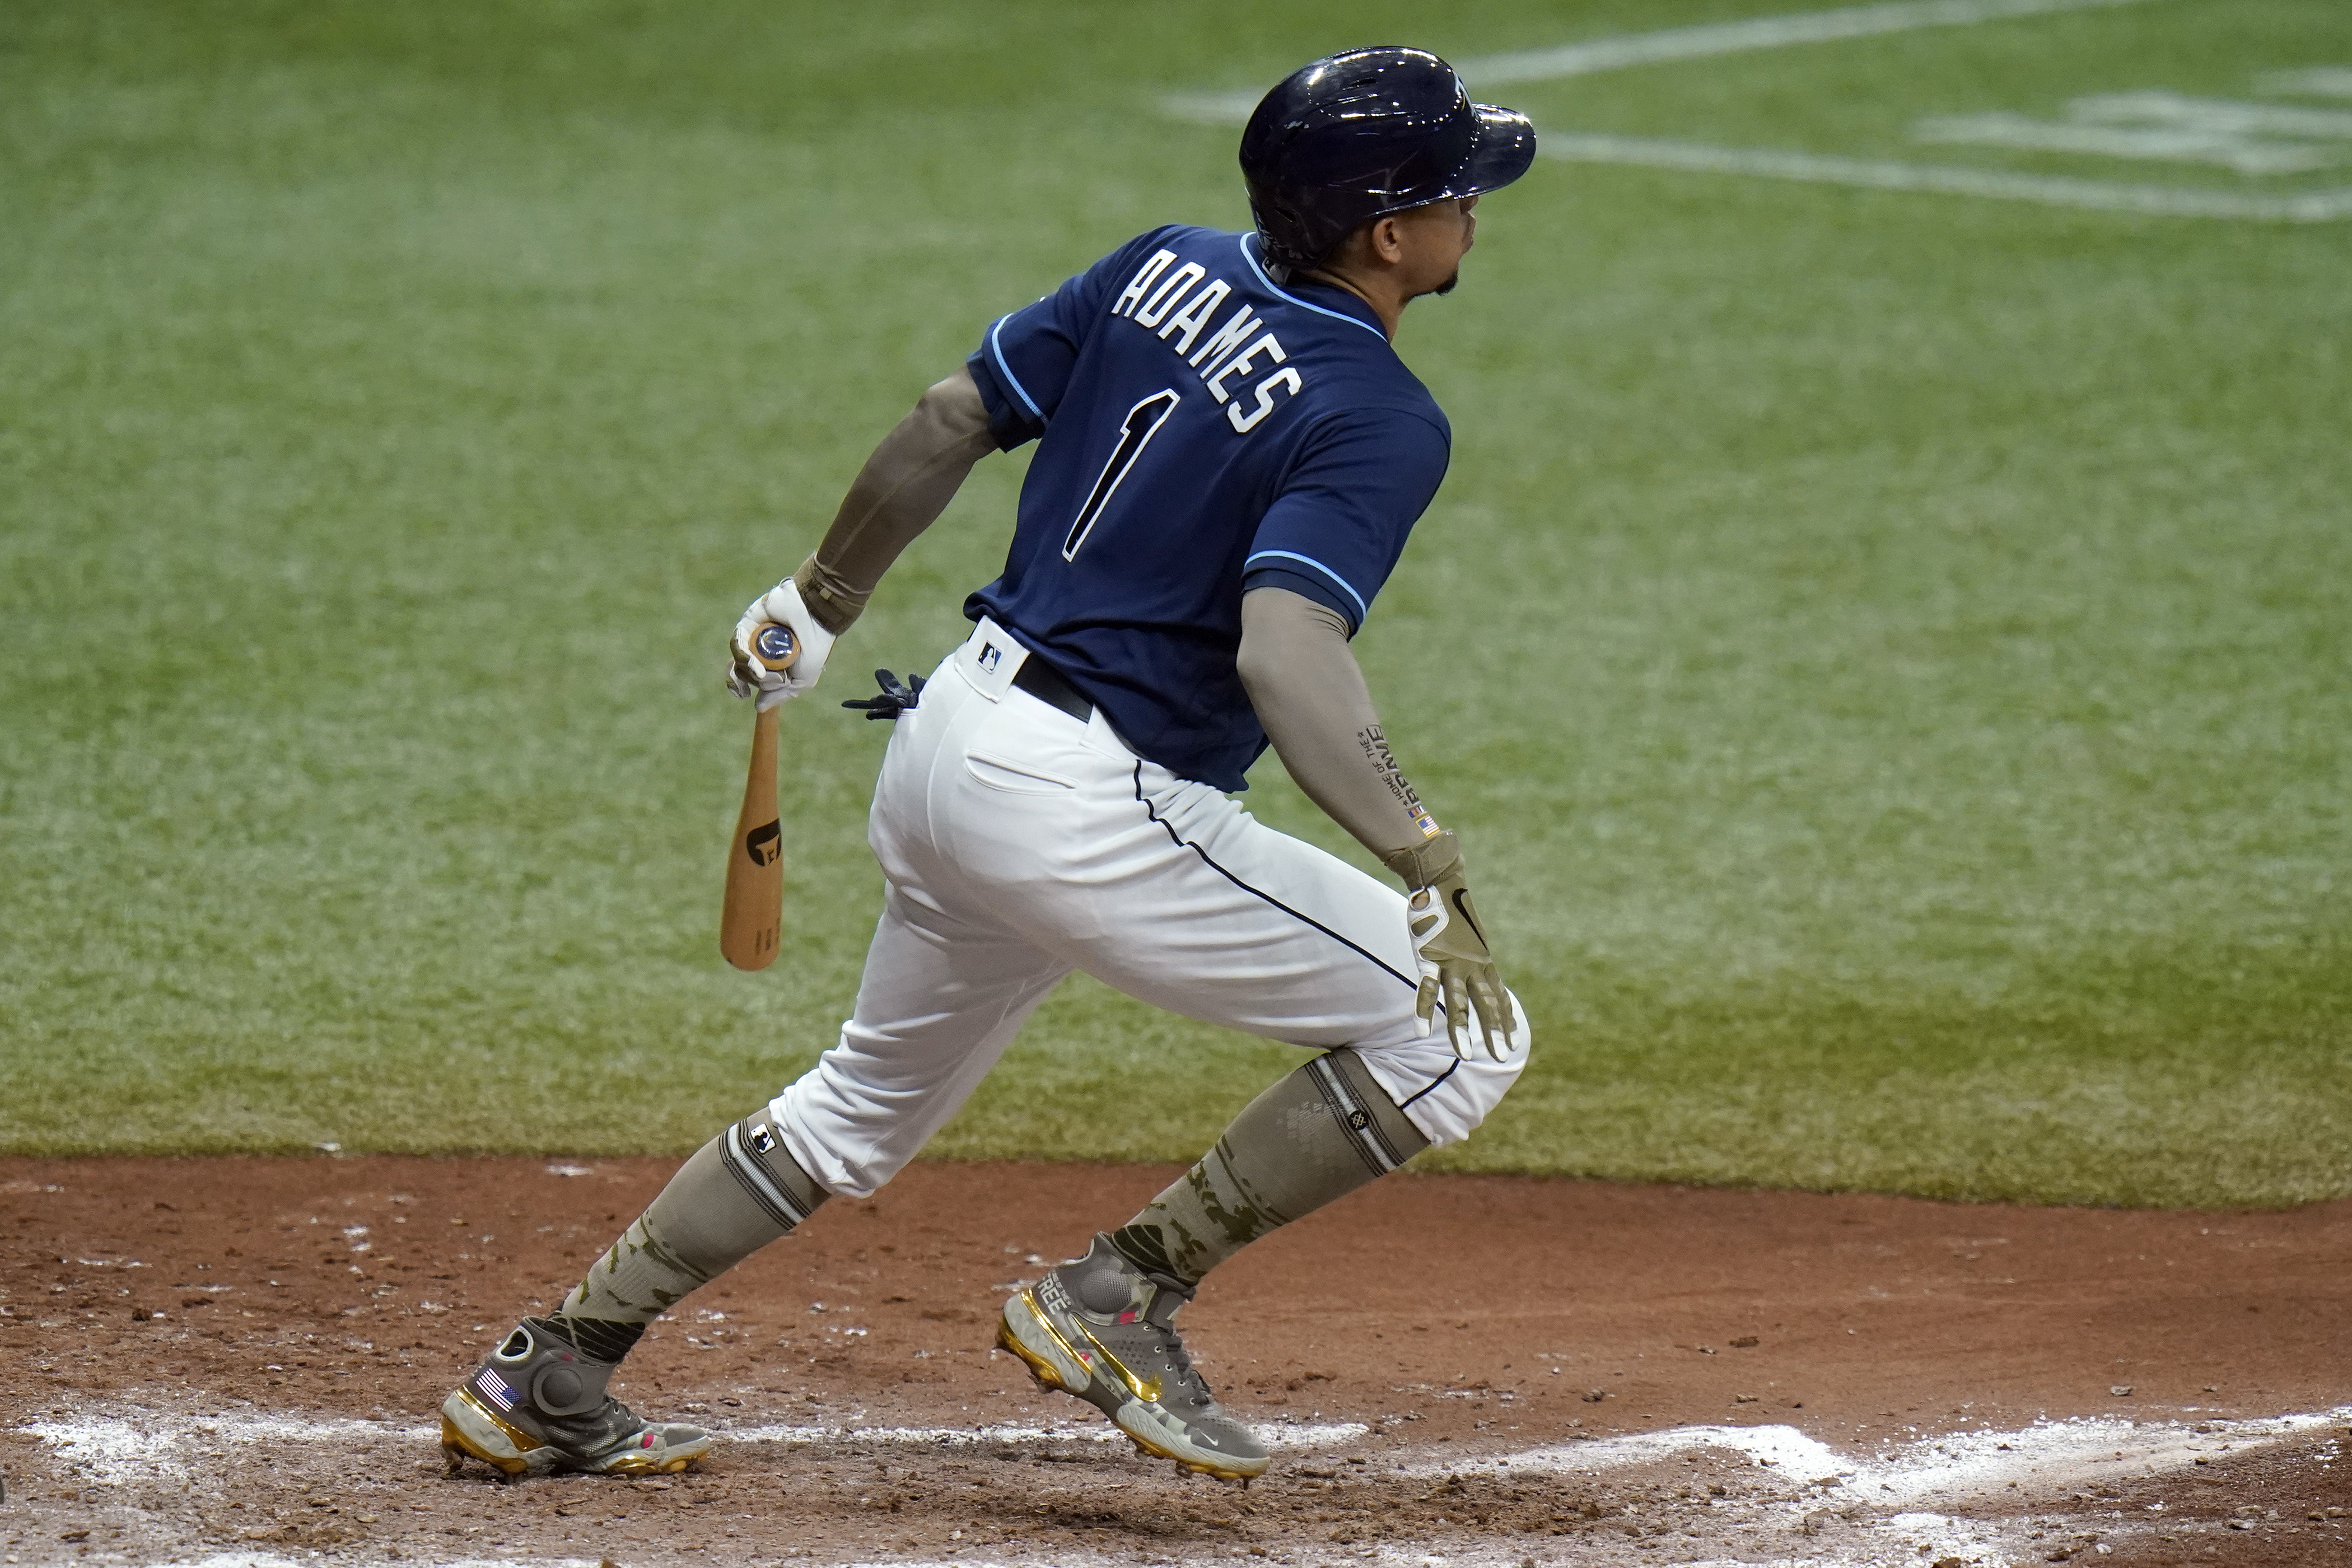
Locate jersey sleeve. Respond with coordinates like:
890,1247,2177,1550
965,227,1183,452
1241,407,1451,633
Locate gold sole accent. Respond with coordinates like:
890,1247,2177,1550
1000,1300,1263,1484
1176,1457,1259,1484
997,1314,1071,1392
439,1373,714,1480
440,1414,531,1477
1006,1290,1163,1402
464,1392,546,1455
591,1451,696,1477
1114,1423,1262,1483
440,1409,703,1478
1011,1291,1095,1390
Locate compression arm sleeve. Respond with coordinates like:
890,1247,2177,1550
1237,586,1443,866
791,366,998,636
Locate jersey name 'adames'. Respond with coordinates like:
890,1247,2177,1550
964,225,1452,791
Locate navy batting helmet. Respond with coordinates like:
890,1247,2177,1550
1239,47,1536,272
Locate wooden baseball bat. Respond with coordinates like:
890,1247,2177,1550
720,623,796,971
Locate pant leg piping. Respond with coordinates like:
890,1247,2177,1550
1131,763,1415,992
1131,764,1464,1113
1396,1057,1460,1110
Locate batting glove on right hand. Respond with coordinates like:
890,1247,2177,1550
1383,833,1519,1061
727,576,836,712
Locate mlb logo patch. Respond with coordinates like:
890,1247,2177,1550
978,642,1002,673
749,1123,777,1154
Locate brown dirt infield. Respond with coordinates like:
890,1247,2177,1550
3,1156,2346,1566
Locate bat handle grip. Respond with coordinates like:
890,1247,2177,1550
749,621,799,673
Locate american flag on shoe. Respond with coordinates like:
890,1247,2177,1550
473,1370,518,1413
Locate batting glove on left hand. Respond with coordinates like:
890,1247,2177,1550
727,577,836,711
1383,833,1519,1061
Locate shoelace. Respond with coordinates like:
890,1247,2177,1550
1141,1324,1215,1408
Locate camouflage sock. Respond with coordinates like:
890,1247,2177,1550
1109,1050,1427,1287
554,1108,827,1362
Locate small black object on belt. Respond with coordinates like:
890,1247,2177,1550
1012,653,1091,722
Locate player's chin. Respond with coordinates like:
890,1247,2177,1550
1417,269,1463,300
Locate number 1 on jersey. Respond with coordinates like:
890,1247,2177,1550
1063,389,1180,561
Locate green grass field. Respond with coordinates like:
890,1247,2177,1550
4,0,2346,1206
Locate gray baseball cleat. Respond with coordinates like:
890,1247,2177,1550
438,1317,710,1477
998,1234,1270,1482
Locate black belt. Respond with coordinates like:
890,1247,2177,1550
1012,652,1091,722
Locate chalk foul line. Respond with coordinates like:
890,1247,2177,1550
713,1418,1370,1450
1420,1403,2352,1505
1163,0,2161,119
24,1403,2352,1568
26,1403,2346,1495
1159,0,2352,222
1542,132,2352,220
16,1411,1368,1486
1454,0,2159,90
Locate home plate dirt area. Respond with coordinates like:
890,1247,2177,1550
3,1158,2347,1568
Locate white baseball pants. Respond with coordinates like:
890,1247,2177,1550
770,618,1530,1199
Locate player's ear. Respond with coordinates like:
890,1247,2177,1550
1369,216,1406,265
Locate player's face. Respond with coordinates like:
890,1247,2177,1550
1396,196,1479,300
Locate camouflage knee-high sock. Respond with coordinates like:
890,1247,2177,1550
1108,1049,1427,1286
549,1109,827,1362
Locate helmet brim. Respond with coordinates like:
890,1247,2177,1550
1453,104,1536,198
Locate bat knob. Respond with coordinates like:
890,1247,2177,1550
751,623,798,672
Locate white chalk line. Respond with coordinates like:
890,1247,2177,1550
1415,1403,2352,1565
2265,67,2352,100
716,1418,1369,1450
27,1402,2343,1494
1164,0,2160,119
20,1403,2350,1568
18,1413,420,1487
1426,1403,2352,1494
1464,0,2158,87
1542,132,2352,219
17,1410,1368,1487
1161,0,2352,222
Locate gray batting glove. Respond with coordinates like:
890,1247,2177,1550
726,577,836,711
1383,833,1519,1061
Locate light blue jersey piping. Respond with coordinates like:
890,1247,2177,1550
988,314,1044,421
1245,549,1369,625
1236,235,1390,344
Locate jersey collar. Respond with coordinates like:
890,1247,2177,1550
1238,234,1392,344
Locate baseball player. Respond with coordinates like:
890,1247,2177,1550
440,46,1536,1484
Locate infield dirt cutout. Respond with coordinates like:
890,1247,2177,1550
3,1158,2346,1567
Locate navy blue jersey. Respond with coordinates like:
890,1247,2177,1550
963,225,1450,791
